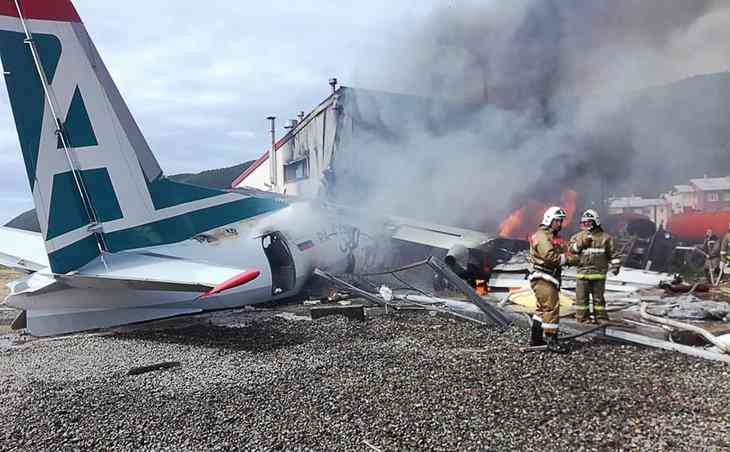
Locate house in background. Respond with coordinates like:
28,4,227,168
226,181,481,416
665,184,697,214
688,176,730,211
608,196,670,228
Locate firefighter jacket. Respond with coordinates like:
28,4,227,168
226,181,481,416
569,227,617,280
704,234,721,269
528,226,577,287
721,232,730,262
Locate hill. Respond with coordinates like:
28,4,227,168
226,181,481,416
5,161,253,233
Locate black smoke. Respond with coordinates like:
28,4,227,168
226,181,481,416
351,0,730,230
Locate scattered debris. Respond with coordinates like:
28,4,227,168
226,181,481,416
660,281,710,293
310,305,366,322
640,303,730,353
315,257,514,327
127,361,181,376
274,312,312,322
363,440,384,452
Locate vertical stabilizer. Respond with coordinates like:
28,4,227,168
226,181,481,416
0,1,283,273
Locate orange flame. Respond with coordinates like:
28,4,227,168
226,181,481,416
498,189,577,239
561,189,576,226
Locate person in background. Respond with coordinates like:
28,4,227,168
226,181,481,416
703,229,720,283
719,223,730,282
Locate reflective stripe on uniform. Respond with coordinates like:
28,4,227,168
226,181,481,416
585,248,606,254
574,305,589,311
541,322,559,330
593,305,606,311
611,258,621,265
532,315,543,323
576,273,606,280
529,271,560,287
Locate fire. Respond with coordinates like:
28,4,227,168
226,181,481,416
561,189,576,225
498,189,577,239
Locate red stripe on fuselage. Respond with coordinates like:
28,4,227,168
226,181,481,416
0,0,81,23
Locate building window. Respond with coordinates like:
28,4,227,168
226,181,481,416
723,192,730,202
283,157,309,183
708,192,720,202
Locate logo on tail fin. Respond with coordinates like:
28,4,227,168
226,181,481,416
57,86,98,149
0,30,109,242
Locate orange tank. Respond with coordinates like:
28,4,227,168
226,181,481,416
667,211,730,243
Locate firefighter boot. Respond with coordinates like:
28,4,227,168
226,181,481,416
545,333,570,354
529,320,546,346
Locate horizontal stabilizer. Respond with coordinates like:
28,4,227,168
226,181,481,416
55,274,213,293
75,251,256,291
27,306,203,337
0,227,49,272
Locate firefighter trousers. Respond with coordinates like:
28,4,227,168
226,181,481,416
530,278,560,334
575,278,607,321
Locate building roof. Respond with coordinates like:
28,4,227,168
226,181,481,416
689,176,730,191
230,89,338,188
673,185,695,193
610,197,667,209
231,86,450,189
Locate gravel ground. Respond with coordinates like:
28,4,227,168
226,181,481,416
1,308,729,452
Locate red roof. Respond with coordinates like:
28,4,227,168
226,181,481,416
0,1,81,23
231,89,339,188
230,137,289,188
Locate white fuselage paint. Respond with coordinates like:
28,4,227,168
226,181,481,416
4,202,360,336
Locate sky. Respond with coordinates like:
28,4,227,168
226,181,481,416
0,1,437,223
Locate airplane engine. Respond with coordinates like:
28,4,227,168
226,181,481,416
445,244,469,276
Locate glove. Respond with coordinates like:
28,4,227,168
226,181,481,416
562,253,579,267
583,234,593,247
610,258,621,276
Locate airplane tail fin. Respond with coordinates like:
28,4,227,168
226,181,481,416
0,1,281,273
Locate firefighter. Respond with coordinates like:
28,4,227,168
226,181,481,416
720,222,730,280
528,206,577,352
569,209,620,323
703,229,720,283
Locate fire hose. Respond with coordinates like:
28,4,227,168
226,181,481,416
640,302,730,354
519,323,614,353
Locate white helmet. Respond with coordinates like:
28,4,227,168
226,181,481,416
580,209,601,227
541,206,567,226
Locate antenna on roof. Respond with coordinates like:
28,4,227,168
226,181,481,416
266,116,277,191
329,78,338,93
284,119,298,131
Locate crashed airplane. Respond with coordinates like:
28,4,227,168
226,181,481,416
0,1,499,336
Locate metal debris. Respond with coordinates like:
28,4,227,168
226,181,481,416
127,361,181,376
640,303,730,354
